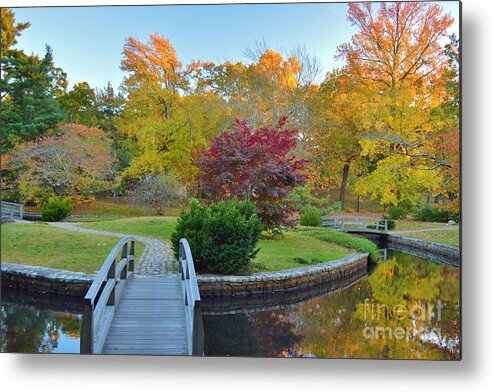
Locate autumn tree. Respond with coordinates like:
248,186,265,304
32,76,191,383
313,69,368,209
199,45,321,134
117,33,228,188
336,2,455,207
196,117,308,231
0,8,30,56
4,124,115,205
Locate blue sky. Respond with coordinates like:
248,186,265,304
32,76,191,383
11,1,460,91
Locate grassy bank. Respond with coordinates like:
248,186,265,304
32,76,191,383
79,217,177,242
297,227,380,262
401,230,459,247
1,222,143,274
80,217,361,271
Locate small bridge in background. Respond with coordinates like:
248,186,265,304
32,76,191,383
321,215,389,233
1,201,24,223
81,237,203,356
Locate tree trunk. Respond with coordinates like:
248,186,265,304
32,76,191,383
339,163,350,210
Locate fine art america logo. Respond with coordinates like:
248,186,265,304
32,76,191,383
362,299,444,340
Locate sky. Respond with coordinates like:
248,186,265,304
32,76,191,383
10,1,460,91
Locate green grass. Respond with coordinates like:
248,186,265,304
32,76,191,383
78,217,380,272
402,230,459,247
1,222,143,274
394,220,451,231
79,217,361,271
25,199,183,218
253,231,350,272
79,216,177,242
297,227,380,262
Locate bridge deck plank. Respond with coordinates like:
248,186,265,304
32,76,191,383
102,275,189,356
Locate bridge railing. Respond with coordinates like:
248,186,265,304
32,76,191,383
321,215,388,232
1,201,24,222
80,237,136,354
178,238,204,356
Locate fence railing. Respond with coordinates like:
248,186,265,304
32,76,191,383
178,238,204,356
80,237,136,354
321,215,388,233
1,201,24,222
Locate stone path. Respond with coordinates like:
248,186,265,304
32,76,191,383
48,222,174,276
391,226,459,234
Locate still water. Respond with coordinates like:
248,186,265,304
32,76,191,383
1,250,459,358
202,250,460,360
0,290,82,353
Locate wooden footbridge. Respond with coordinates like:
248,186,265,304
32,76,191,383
321,215,389,233
80,238,203,356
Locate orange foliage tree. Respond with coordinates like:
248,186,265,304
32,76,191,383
335,2,457,207
4,124,115,205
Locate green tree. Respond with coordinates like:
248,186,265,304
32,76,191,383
1,46,65,152
59,81,98,126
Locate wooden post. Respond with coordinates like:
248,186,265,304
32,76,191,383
192,301,204,356
80,300,94,354
19,204,23,220
384,220,388,232
108,259,116,306
129,241,135,272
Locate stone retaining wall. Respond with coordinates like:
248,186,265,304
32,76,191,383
387,235,460,267
1,263,93,297
347,230,460,267
197,253,369,297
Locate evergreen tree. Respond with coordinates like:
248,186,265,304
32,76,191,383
1,46,65,152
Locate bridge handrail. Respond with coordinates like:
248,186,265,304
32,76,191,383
178,238,204,356
321,215,388,232
80,237,136,354
0,201,24,220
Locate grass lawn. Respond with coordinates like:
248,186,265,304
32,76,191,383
401,230,459,247
253,231,350,272
79,217,364,272
79,216,177,242
394,220,452,231
25,200,182,218
1,222,143,274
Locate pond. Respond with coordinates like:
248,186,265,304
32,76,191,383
1,250,460,359
202,250,460,360
1,290,82,353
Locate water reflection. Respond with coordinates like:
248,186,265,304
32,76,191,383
1,290,82,353
203,250,460,360
1,250,459,358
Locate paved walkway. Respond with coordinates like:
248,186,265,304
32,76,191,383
48,222,174,276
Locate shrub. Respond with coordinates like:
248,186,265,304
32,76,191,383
324,200,342,214
303,229,380,263
41,197,73,222
299,206,322,227
171,199,263,275
413,205,460,223
382,216,396,230
387,205,409,220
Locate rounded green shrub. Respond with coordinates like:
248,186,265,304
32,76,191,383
171,199,263,275
41,197,73,222
387,205,410,220
413,205,460,223
299,206,322,227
